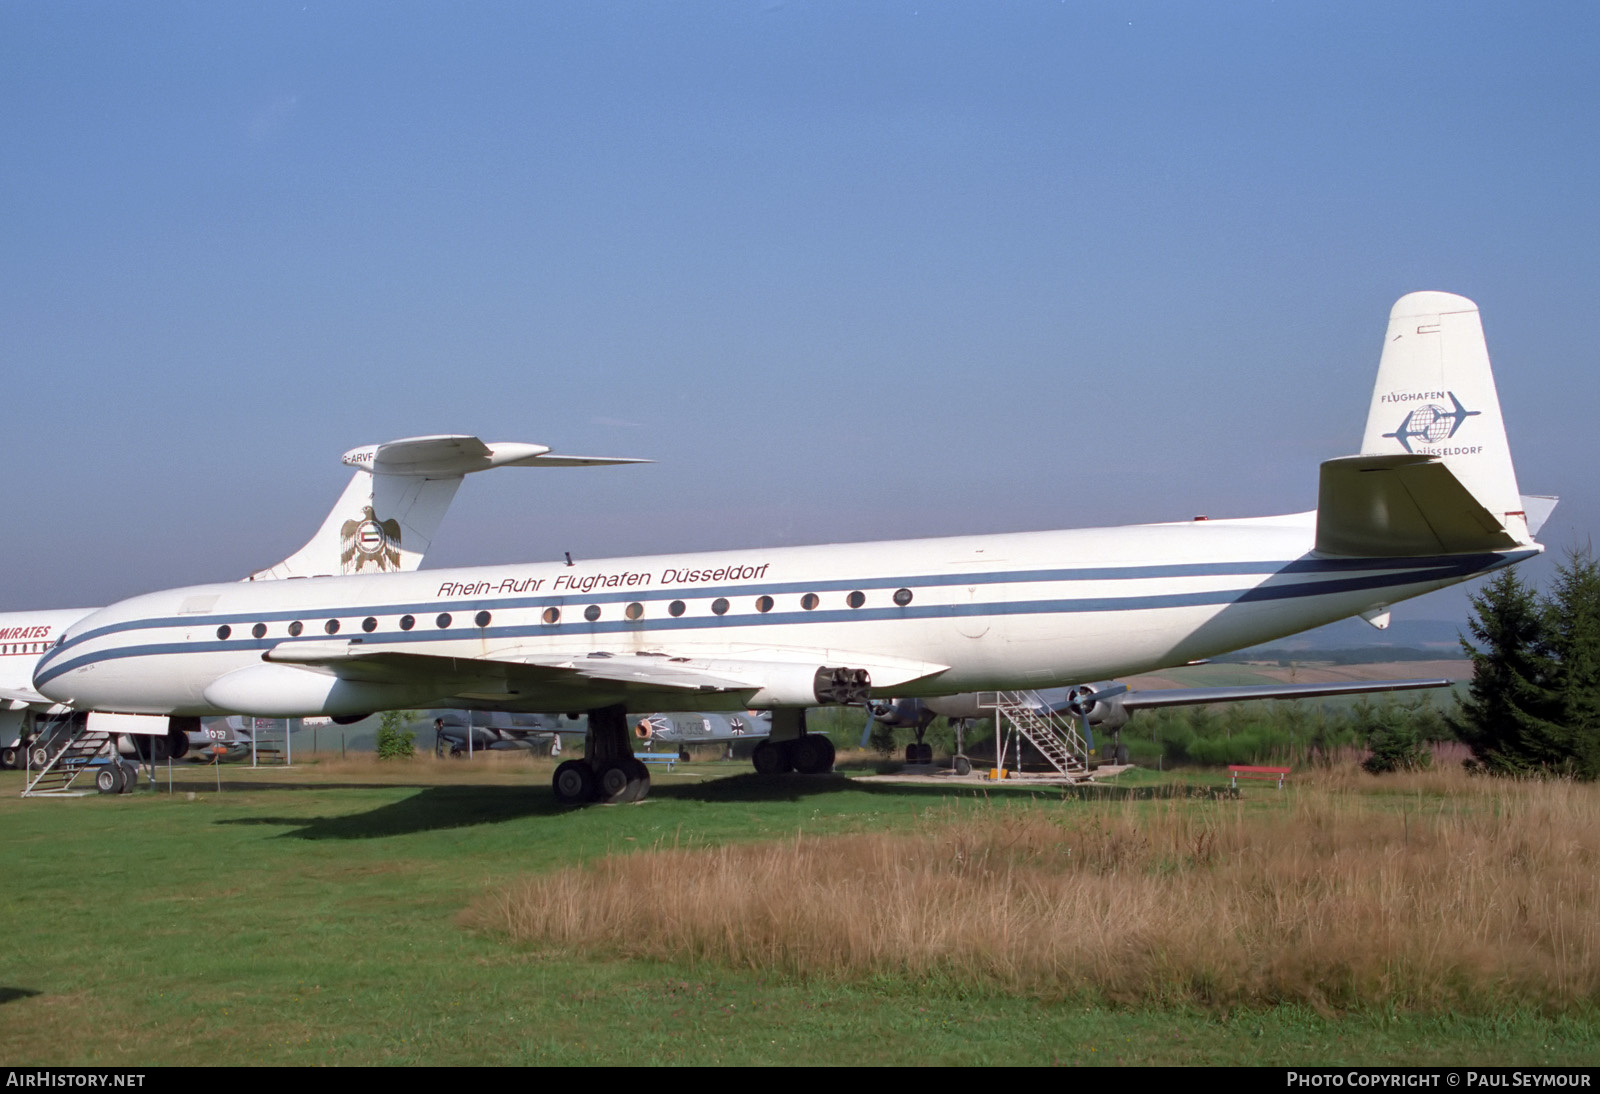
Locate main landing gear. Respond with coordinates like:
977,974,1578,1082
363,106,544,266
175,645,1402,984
751,733,836,775
750,709,836,775
551,704,652,806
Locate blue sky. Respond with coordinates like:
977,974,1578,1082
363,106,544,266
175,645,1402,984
2,2,1595,622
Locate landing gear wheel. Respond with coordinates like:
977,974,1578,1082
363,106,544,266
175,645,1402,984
1113,743,1130,765
0,747,16,770
953,755,972,776
792,734,835,775
95,765,125,794
29,746,50,769
623,758,651,803
752,740,792,775
595,761,637,804
552,760,595,805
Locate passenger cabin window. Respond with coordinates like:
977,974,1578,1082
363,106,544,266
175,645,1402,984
668,600,686,617
584,605,601,622
893,588,913,606
475,610,492,627
756,596,774,613
624,602,643,621
436,613,452,629
801,593,819,610
542,607,560,624
288,621,304,637
847,591,866,608
252,623,267,639
711,598,729,616
399,615,415,631
216,625,231,640
325,619,341,635
362,617,378,632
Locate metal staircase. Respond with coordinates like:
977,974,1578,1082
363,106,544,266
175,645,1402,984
22,714,112,797
980,691,1091,778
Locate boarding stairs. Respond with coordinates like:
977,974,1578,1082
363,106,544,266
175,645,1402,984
981,691,1091,778
22,715,111,797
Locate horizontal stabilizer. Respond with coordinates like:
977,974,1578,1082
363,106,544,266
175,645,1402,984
1315,453,1520,556
1521,495,1559,536
345,435,650,476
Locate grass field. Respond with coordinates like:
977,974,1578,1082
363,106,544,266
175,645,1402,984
2,753,1597,1066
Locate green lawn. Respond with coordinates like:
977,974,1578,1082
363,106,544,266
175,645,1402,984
1,758,1594,1066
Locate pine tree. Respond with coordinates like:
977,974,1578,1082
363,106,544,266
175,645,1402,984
1449,568,1556,775
1540,548,1600,779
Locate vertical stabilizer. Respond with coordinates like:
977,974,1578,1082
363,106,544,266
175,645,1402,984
1359,291,1529,542
246,465,462,580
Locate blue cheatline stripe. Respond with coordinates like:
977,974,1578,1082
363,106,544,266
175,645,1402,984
40,549,1524,664
31,556,1512,689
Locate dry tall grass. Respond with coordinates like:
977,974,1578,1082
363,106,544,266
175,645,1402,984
469,769,1600,1011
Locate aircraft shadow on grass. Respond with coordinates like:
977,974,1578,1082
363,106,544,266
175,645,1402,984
213,784,561,839
208,771,1219,841
212,777,949,840
0,987,42,1005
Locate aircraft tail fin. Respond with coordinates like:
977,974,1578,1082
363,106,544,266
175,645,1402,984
247,435,647,580
1315,292,1544,557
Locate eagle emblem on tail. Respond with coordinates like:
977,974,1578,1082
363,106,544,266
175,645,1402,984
340,506,402,573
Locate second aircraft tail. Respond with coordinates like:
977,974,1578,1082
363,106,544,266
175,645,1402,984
247,435,647,580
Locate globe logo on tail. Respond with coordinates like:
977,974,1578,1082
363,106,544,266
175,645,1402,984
1383,392,1480,453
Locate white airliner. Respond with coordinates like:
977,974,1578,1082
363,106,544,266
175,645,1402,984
0,435,642,770
34,293,1553,806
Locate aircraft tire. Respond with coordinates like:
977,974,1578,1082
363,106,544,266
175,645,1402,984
119,762,139,792
29,746,50,769
0,747,16,770
751,740,791,775
792,734,835,775
1113,744,1129,765
953,756,972,776
95,766,123,795
552,760,595,806
622,758,650,803
595,760,640,804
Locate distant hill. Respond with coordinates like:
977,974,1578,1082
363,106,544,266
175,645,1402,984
1211,617,1470,665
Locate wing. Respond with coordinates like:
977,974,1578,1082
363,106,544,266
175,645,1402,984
1114,678,1454,710
261,641,949,713
0,685,53,707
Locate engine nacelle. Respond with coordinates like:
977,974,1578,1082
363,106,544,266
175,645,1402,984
1066,681,1131,731
742,664,872,707
868,697,936,730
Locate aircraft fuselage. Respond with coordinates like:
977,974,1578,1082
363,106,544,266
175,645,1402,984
34,514,1527,719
